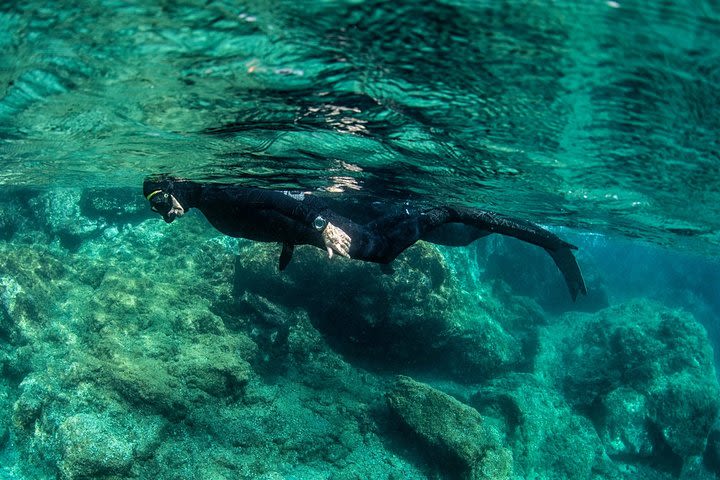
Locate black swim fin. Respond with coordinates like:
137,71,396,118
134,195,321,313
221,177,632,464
447,207,588,301
545,246,587,301
279,243,294,271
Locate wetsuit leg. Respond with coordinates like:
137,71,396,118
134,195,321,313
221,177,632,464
349,207,454,263
352,206,587,301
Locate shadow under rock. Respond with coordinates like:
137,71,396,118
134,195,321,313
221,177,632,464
229,241,542,384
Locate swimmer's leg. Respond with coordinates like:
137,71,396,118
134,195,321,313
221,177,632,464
439,207,587,301
359,207,454,262
364,206,587,301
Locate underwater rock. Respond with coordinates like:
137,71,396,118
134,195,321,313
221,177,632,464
9,371,153,479
537,301,720,468
680,455,714,480
0,190,52,245
57,414,135,479
15,384,165,480
99,332,255,418
233,241,525,381
704,420,720,475
386,375,512,480
11,377,63,478
0,244,70,346
12,373,52,437
60,221,258,417
600,387,652,458
286,312,382,396
103,357,189,417
0,196,23,240
234,291,296,371
141,370,423,480
0,275,22,341
0,223,260,478
438,316,523,380
29,189,103,249
0,379,8,448
470,373,612,480
172,333,255,396
79,187,148,224
647,371,720,459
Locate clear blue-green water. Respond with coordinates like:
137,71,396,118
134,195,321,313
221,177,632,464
1,1,719,479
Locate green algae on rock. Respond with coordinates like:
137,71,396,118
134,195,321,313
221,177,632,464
0,204,434,479
471,373,613,480
232,240,530,382
0,377,9,449
96,331,255,418
600,386,652,458
57,412,160,479
2,187,720,480
387,375,513,480
537,301,720,472
0,244,69,346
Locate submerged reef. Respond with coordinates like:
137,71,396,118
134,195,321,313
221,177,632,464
0,188,719,479
537,302,720,476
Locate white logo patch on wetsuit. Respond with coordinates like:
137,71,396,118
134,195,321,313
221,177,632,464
281,191,306,201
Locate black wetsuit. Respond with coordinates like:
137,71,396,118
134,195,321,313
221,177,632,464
143,178,588,300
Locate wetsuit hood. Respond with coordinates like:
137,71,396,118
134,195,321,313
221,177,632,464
143,175,194,223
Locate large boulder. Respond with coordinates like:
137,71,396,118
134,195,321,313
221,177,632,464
386,375,512,480
94,332,255,418
57,413,157,480
29,189,104,249
12,376,165,480
233,241,527,381
0,244,70,347
537,301,720,472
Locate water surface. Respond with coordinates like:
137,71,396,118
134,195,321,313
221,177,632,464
1,0,719,251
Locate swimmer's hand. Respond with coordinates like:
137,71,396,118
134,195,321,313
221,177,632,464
322,223,351,259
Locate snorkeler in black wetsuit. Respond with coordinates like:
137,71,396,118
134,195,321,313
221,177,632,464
143,176,588,300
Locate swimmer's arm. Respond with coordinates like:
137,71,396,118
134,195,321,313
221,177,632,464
240,189,351,258
239,189,322,224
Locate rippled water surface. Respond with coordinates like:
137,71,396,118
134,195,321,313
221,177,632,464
1,0,719,250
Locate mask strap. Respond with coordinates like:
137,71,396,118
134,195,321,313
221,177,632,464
146,190,162,201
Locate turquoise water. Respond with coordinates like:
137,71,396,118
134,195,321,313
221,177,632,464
1,1,719,479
